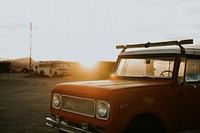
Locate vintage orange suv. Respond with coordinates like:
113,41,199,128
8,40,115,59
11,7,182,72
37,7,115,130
46,39,200,133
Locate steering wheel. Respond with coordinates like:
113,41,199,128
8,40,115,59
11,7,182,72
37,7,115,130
160,70,173,77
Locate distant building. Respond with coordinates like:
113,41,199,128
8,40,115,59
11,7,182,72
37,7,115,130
0,61,12,73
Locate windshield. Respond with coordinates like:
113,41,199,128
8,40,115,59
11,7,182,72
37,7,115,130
115,56,175,79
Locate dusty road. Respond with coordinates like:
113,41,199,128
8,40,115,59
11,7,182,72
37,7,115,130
0,73,76,133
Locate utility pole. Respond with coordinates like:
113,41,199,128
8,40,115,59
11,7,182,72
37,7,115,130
29,22,32,74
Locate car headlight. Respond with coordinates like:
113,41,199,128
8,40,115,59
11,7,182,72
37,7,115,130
52,93,61,109
96,100,110,120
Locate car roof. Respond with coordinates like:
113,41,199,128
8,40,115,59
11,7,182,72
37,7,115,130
119,44,200,56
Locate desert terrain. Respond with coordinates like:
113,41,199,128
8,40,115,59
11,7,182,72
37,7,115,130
0,73,76,133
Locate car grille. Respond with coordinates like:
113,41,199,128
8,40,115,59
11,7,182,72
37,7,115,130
61,95,95,117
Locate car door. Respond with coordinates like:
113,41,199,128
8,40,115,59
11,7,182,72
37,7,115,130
178,57,200,131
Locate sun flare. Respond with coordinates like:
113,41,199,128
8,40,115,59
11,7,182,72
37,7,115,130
80,60,98,69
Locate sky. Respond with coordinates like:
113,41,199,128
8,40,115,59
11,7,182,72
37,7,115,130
0,0,200,65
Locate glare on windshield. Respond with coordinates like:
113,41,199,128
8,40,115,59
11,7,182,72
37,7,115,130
115,56,175,79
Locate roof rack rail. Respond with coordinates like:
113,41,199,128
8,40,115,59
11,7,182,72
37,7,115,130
116,39,193,54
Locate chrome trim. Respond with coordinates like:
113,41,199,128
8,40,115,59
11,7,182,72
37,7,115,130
46,117,92,133
96,100,110,120
52,93,61,109
61,94,96,117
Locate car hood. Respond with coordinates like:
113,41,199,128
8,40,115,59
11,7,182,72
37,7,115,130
52,79,172,99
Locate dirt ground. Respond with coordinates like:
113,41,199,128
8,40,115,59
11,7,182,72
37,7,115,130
0,73,80,133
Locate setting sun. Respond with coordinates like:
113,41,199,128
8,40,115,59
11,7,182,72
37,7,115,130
79,60,98,70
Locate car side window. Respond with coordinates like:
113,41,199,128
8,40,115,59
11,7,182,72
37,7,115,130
185,58,200,82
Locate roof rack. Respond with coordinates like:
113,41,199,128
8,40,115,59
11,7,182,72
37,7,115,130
116,39,193,54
